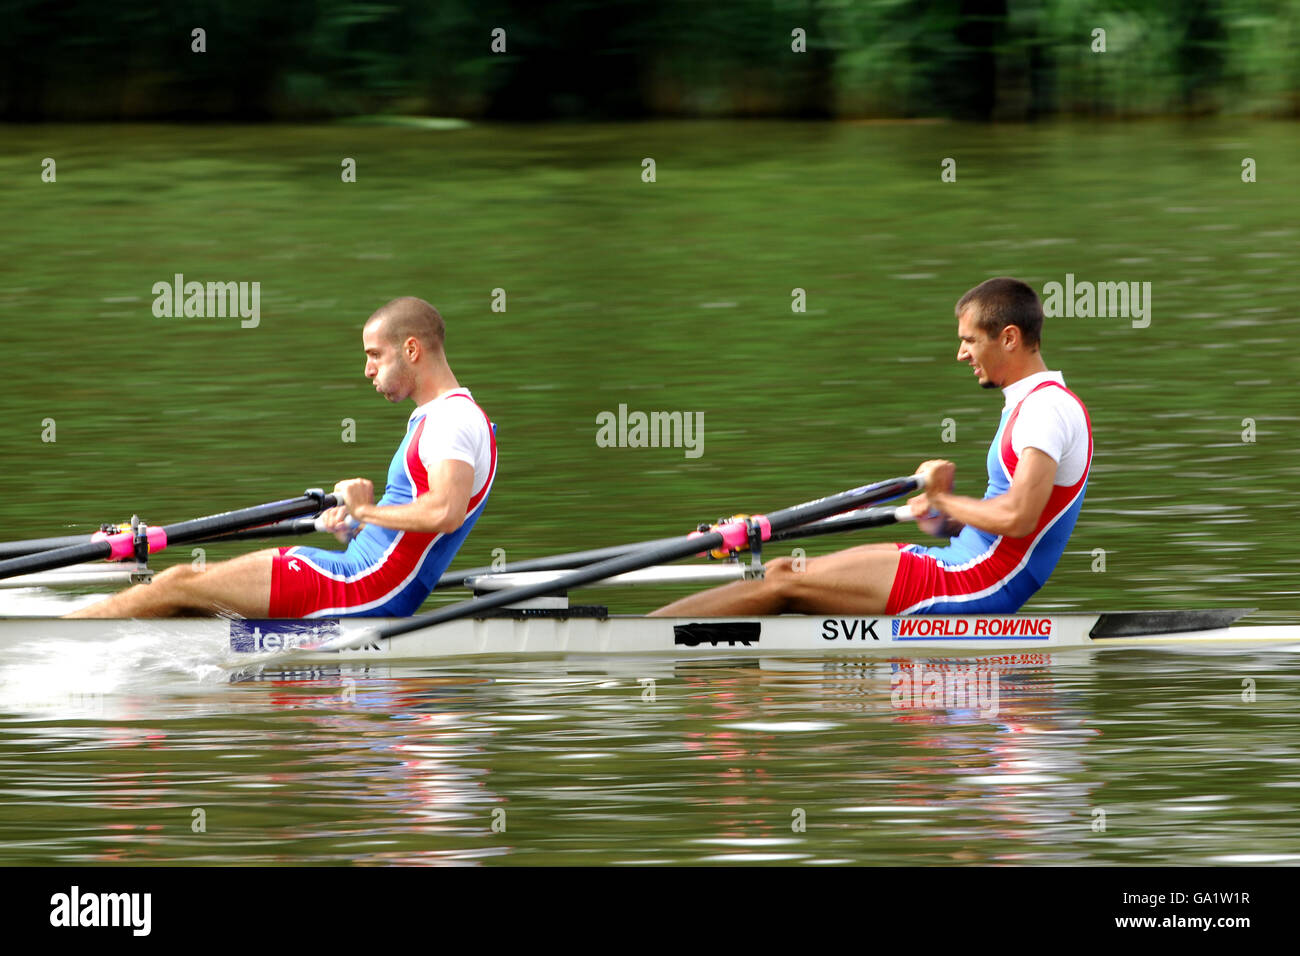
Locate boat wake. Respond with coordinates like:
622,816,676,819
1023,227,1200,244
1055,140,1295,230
0,620,233,717
0,586,103,617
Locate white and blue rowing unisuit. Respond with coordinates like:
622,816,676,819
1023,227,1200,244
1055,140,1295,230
269,389,497,617
887,371,1092,614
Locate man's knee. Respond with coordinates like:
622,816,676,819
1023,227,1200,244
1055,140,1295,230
155,559,235,595
154,564,200,586
763,556,807,598
765,556,793,576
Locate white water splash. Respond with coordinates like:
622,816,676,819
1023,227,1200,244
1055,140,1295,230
0,621,233,718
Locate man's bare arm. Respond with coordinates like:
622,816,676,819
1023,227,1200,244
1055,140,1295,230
334,459,475,535
926,448,1058,539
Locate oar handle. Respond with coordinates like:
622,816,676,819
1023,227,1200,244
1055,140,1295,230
313,514,361,533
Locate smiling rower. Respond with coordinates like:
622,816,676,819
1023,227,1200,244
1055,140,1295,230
651,277,1092,617
70,297,496,619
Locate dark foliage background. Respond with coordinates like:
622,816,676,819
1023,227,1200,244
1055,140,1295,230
2,0,1296,120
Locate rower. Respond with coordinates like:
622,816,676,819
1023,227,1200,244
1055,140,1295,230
69,297,497,619
650,277,1092,617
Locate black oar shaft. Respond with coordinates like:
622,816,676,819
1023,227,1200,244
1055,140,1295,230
769,505,908,542
161,495,338,545
0,516,328,561
439,506,908,589
372,475,921,642
436,536,683,589
0,533,94,561
213,517,323,543
0,493,338,581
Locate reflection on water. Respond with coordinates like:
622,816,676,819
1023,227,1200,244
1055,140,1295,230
2,647,1298,865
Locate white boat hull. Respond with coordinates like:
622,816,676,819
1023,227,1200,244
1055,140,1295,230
0,609,1294,663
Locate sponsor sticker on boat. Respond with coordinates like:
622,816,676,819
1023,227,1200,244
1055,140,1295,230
892,617,1053,639
673,622,761,647
230,619,343,653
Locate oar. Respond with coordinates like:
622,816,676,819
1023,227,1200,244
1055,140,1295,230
0,531,109,561
316,474,924,652
431,483,892,587
435,535,684,589
180,513,357,547
0,512,355,561
770,504,915,542
214,516,337,543
0,491,339,581
437,504,915,589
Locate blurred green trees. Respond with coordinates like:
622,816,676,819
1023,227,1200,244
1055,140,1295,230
1,0,1296,119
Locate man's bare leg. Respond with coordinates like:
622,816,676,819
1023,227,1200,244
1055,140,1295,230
66,549,277,619
649,543,902,617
